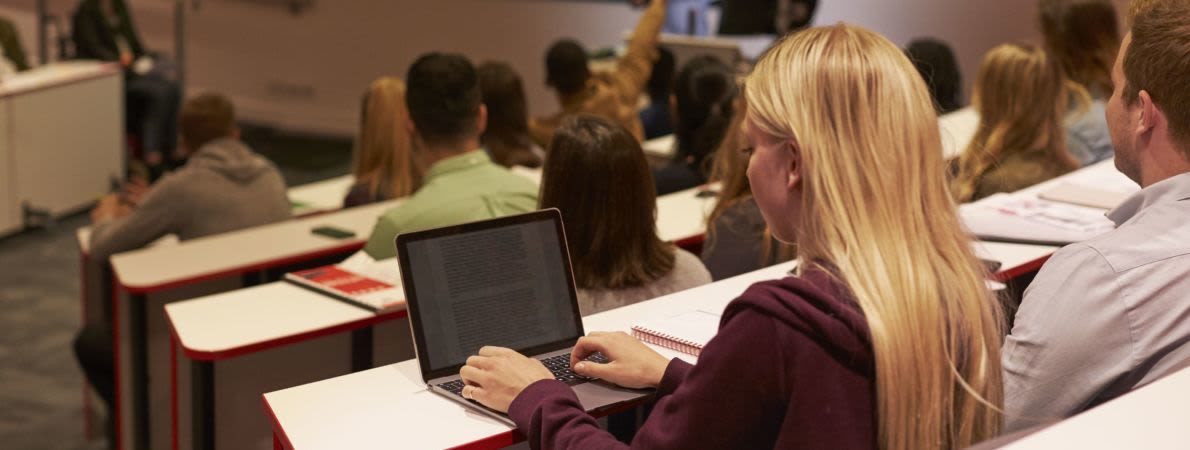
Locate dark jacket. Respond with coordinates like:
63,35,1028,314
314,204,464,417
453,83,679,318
509,268,877,449
0,16,29,71
701,198,790,281
72,0,145,62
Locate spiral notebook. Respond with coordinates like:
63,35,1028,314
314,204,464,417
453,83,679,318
631,310,721,357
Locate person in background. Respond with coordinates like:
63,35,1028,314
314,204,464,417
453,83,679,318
639,47,675,140
75,93,290,447
906,37,963,114
87,93,291,260
1039,0,1119,165
1002,0,1190,431
951,43,1080,202
718,0,818,35
632,0,712,36
344,77,423,208
362,53,538,260
700,94,795,280
654,55,736,195
531,0,668,145
0,16,30,75
73,0,182,179
478,61,544,169
456,24,1004,450
540,114,711,315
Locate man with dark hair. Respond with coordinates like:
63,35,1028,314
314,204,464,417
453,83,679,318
530,0,668,145
78,93,290,445
1001,0,1190,431
362,53,539,259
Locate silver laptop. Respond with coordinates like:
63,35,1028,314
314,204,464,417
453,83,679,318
394,209,650,425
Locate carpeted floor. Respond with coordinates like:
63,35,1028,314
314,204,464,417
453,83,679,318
0,128,351,450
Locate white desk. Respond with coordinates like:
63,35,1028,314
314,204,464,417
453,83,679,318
0,61,123,237
1003,366,1190,449
263,262,798,450
261,242,1052,450
655,183,717,245
109,200,400,450
110,199,399,293
286,175,354,216
961,159,1137,245
641,134,675,161
939,106,978,160
165,283,409,450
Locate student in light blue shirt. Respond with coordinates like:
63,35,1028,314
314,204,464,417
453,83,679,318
1003,1,1190,431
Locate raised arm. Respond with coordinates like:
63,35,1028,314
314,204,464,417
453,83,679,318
610,0,669,106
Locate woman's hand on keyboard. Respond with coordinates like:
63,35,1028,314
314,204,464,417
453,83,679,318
570,331,669,389
458,346,553,413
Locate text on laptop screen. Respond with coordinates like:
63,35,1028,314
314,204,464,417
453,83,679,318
404,218,579,372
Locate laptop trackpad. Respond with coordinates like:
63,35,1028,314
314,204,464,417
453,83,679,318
573,381,653,412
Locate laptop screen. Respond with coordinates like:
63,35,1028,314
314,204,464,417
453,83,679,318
397,210,582,378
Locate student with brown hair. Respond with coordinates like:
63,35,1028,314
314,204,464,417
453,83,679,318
653,55,737,195
1003,0,1190,431
539,114,710,315
1039,0,1119,165
344,77,423,207
477,61,543,169
456,24,1004,450
700,94,795,280
951,43,1080,202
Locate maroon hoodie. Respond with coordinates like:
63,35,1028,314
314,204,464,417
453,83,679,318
508,268,877,449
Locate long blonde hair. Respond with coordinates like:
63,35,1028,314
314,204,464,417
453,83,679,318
952,44,1080,202
746,25,1004,449
352,77,422,201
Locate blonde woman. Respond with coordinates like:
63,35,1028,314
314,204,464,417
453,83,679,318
701,93,796,280
343,77,423,207
951,44,1081,202
457,24,1004,449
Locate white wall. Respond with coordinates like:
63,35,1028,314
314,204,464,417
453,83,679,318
0,0,1131,135
812,0,1128,103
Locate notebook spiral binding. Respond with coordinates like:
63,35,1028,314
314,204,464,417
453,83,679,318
631,326,703,357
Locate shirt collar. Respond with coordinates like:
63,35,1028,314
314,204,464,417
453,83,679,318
424,150,492,181
1107,172,1190,226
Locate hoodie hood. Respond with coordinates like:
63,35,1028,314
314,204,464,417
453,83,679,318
186,138,275,183
726,267,875,377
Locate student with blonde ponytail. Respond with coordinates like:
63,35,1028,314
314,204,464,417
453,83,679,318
456,24,1004,450
951,43,1081,202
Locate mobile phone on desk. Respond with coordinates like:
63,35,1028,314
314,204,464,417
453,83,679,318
311,225,356,240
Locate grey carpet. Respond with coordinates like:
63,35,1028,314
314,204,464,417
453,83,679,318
0,131,351,449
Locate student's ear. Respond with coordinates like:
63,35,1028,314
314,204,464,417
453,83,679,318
786,140,802,191
230,127,241,140
669,94,678,119
1136,90,1160,136
476,104,488,136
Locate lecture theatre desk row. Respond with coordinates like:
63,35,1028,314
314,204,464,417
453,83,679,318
163,240,1053,450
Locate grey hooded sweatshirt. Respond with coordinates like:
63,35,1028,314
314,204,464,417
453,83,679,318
89,138,291,260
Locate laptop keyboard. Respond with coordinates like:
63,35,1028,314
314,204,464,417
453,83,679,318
437,352,609,396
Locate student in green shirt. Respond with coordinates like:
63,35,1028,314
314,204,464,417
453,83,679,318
362,53,539,259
